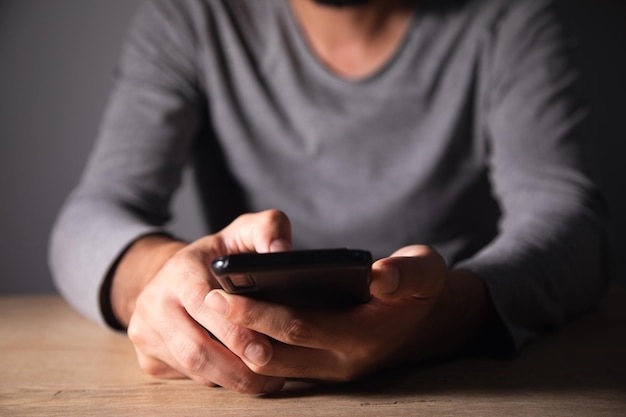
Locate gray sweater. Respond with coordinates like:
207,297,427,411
49,0,609,352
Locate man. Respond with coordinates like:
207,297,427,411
50,0,609,394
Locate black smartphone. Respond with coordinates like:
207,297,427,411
211,248,372,308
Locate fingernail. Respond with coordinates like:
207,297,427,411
269,238,291,253
262,378,285,394
205,291,229,315
381,265,400,294
245,342,271,366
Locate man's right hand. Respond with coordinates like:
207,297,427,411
111,210,292,394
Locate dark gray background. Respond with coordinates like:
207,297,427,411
0,0,204,294
1,0,625,295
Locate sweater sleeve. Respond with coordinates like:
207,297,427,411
456,0,610,351
48,0,204,326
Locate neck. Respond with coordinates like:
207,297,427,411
290,0,416,79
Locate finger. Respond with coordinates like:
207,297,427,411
204,292,426,382
175,270,278,372
264,342,383,382
130,293,284,394
203,296,392,382
221,209,293,254
370,245,447,300
199,297,276,369
252,342,344,380
201,294,345,380
206,290,366,350
163,303,285,394
173,210,291,314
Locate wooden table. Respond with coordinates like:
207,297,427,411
1,289,625,417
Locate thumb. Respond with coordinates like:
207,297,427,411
370,245,447,300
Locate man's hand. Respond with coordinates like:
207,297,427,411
113,209,489,392
113,210,292,394
204,245,490,382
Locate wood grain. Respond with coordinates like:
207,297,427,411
1,290,625,416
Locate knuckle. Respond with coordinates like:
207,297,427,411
220,322,249,349
126,315,153,349
175,342,210,374
126,321,142,345
259,209,291,233
232,296,258,323
180,281,209,312
167,249,203,277
281,317,312,345
231,376,258,394
282,364,316,379
168,256,210,310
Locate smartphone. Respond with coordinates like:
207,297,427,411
211,248,372,308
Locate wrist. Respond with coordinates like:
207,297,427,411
425,269,491,357
109,234,186,328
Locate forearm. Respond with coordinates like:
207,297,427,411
474,0,609,351
110,234,187,327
